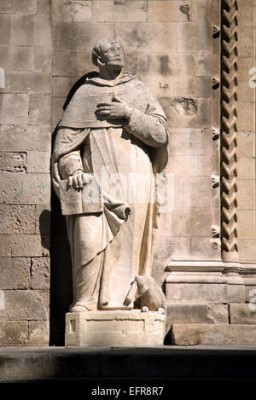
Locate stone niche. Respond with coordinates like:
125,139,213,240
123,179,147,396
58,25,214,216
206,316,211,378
0,0,255,347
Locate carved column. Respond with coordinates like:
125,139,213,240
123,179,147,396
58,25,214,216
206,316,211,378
220,0,239,262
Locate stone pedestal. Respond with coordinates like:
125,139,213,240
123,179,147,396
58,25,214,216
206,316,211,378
65,310,166,347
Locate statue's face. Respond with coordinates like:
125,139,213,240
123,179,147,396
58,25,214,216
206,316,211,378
99,41,125,69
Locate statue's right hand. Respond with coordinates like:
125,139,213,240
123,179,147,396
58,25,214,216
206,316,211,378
68,172,92,190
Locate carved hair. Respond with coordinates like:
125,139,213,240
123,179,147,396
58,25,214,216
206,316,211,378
91,38,122,66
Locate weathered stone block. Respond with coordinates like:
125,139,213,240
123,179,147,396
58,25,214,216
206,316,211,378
0,94,29,125
0,0,36,14
172,324,256,345
53,51,84,76
0,321,28,346
0,125,51,152
26,151,50,174
169,155,199,176
0,257,30,289
237,131,255,158
11,234,49,257
93,1,147,22
0,236,12,256
175,77,211,98
227,282,245,303
0,174,50,204
35,204,51,235
65,311,166,347
167,303,228,325
178,22,211,52
53,0,92,21
199,155,218,177
169,129,211,156
237,157,255,180
230,304,256,325
11,14,51,46
237,180,255,210
28,94,52,125
148,1,193,22
153,236,190,265
169,208,211,237
126,53,195,78
238,210,255,240
37,0,51,14
239,239,256,262
5,72,51,93
53,76,79,98
54,22,114,52
28,321,49,345
239,26,255,57
160,97,211,129
237,102,256,132
0,205,35,234
5,290,49,321
34,46,52,72
31,257,50,289
176,177,212,208
0,152,26,173
0,16,10,45
190,237,221,260
0,46,34,71
115,22,178,53
166,283,227,303
195,53,211,77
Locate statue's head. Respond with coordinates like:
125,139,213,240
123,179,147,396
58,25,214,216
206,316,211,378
92,38,125,70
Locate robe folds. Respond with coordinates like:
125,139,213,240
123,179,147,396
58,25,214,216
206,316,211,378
52,73,169,310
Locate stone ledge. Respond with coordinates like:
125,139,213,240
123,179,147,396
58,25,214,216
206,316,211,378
1,346,256,383
172,324,256,345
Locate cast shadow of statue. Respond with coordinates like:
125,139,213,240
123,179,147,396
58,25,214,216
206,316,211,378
49,130,72,346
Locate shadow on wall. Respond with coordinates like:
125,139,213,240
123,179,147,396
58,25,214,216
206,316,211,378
50,127,73,346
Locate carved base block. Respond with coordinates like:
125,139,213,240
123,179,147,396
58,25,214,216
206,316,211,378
65,310,166,347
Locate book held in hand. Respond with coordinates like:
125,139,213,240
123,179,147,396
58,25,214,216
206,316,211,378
59,176,103,216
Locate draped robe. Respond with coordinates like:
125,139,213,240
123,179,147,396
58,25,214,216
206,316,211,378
52,73,168,310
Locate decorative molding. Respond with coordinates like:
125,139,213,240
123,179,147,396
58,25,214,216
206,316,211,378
220,0,239,263
165,261,256,275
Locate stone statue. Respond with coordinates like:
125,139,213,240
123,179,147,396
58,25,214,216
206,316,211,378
52,38,169,312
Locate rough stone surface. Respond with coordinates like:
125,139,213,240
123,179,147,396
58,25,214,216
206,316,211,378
0,205,35,234
227,284,245,303
0,174,50,205
2,290,49,321
0,257,30,289
166,283,227,303
28,321,49,345
0,321,28,346
0,152,26,173
167,303,228,325
230,303,256,325
65,311,167,347
0,125,51,153
26,151,50,173
172,325,256,345
31,257,50,289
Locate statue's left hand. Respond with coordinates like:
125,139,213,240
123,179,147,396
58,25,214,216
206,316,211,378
96,95,133,120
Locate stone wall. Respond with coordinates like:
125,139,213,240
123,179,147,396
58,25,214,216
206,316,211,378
0,0,255,346
0,0,52,345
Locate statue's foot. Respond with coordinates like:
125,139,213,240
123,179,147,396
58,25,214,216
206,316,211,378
157,307,166,314
141,306,149,313
70,303,90,312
